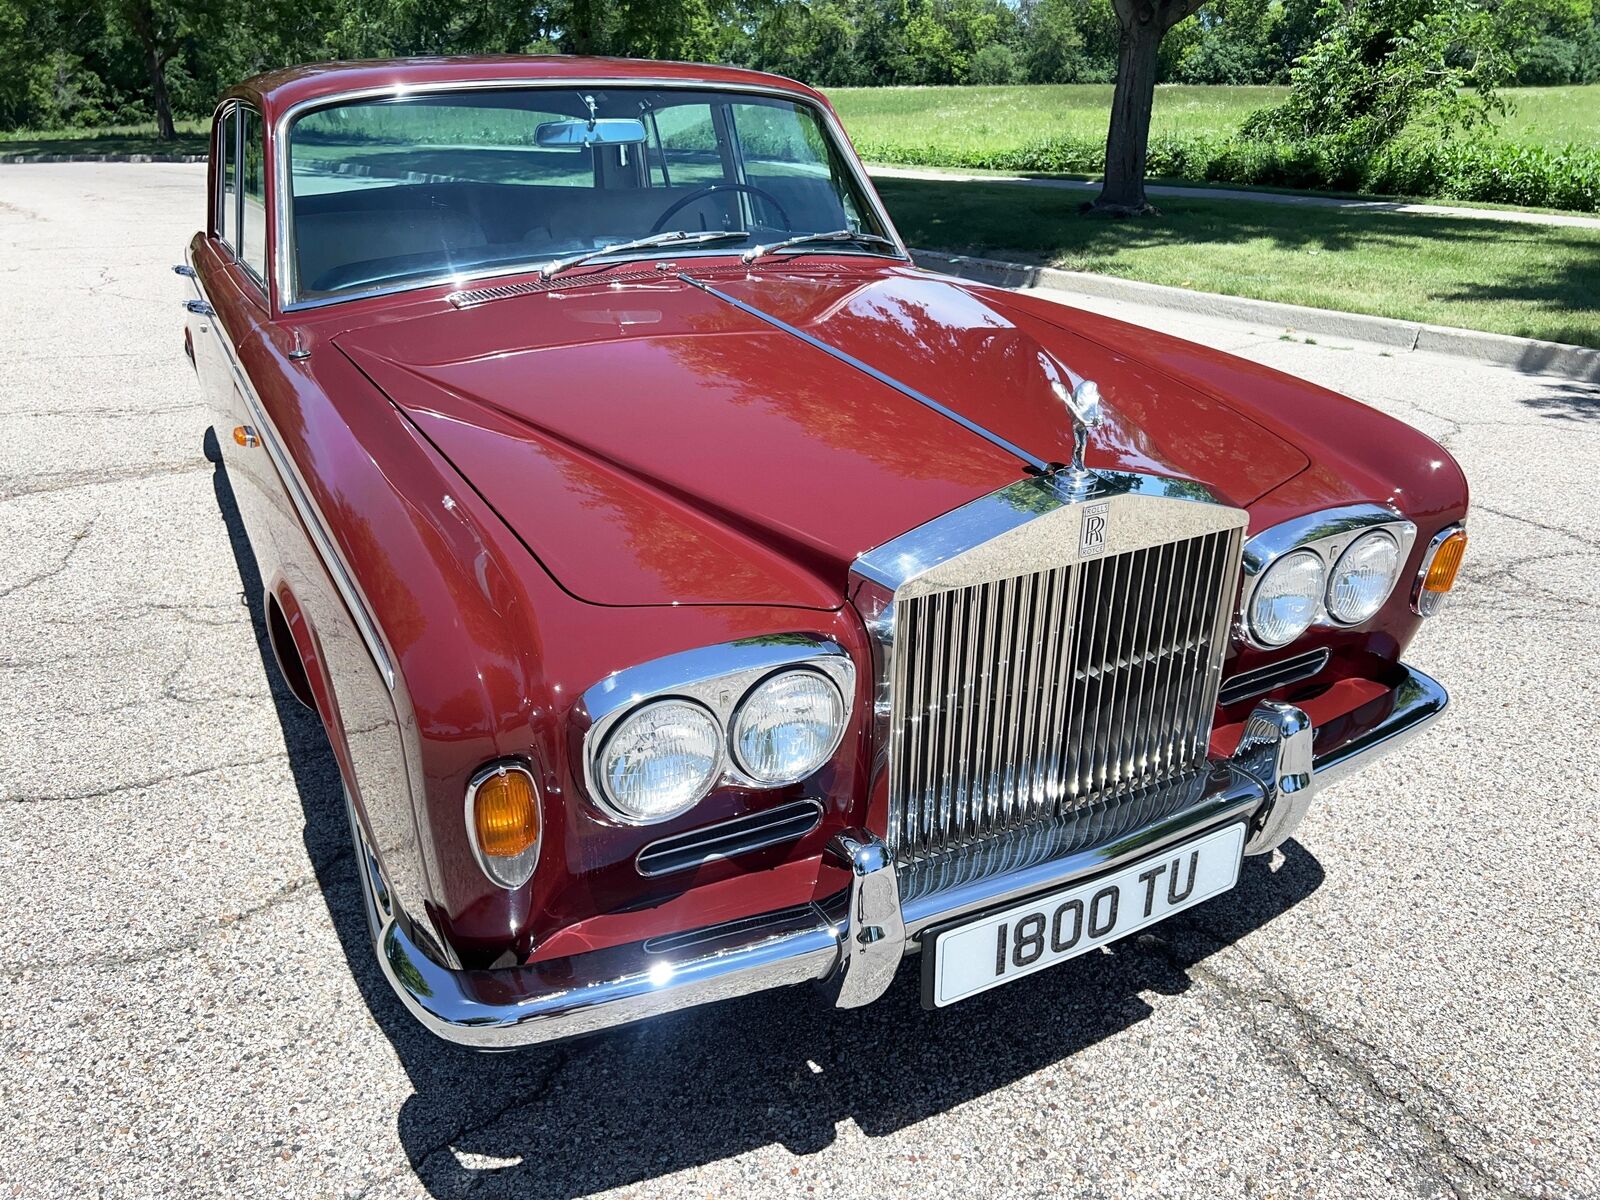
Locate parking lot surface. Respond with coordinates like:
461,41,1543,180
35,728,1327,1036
1,163,1596,1200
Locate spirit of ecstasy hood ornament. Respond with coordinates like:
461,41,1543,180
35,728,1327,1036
1044,354,1104,497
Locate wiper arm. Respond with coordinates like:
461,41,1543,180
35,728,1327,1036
741,229,900,265
540,230,745,279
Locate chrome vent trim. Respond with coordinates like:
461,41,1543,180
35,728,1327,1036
446,263,839,308
635,800,825,878
1218,648,1331,707
448,268,668,306
851,471,1249,868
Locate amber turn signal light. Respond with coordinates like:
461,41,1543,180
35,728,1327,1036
1414,527,1467,616
472,767,541,858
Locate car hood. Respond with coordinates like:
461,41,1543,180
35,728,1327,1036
335,265,1308,608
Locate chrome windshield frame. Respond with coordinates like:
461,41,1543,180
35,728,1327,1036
270,77,911,313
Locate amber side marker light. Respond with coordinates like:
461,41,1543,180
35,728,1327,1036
467,764,541,888
1415,527,1468,616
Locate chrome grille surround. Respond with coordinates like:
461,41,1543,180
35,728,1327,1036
852,472,1247,866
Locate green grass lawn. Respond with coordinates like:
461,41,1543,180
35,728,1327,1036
832,83,1600,158
0,121,208,157
878,175,1600,347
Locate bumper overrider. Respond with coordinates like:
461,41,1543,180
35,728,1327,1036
356,664,1446,1050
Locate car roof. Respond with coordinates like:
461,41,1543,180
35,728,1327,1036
224,55,826,125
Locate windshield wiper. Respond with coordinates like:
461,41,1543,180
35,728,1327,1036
741,229,900,265
540,230,746,279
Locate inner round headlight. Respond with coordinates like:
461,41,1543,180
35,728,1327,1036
1249,549,1326,647
1327,530,1402,624
731,670,846,785
598,699,722,822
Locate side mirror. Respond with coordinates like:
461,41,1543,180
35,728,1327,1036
535,118,648,150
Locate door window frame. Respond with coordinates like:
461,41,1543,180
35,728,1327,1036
212,99,269,301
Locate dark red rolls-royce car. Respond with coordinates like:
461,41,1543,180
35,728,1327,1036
178,56,1468,1048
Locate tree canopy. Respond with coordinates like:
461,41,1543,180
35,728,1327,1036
4,0,1597,135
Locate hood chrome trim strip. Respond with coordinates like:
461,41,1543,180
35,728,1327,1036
677,273,1053,475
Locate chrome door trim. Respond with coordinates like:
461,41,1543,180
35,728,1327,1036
269,77,909,312
184,254,397,689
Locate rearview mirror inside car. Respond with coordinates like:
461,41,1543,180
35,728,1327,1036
535,118,648,149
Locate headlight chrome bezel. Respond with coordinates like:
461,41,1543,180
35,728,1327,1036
577,637,856,826
1240,505,1417,650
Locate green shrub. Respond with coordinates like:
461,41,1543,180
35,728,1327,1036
970,44,1023,85
859,128,1600,212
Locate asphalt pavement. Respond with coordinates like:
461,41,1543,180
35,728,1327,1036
1,163,1596,1200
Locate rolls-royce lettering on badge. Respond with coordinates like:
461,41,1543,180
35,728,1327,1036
1079,502,1109,557
178,56,1468,1049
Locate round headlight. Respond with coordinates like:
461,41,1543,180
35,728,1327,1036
1249,549,1326,647
731,670,846,785
1327,530,1402,624
598,699,722,822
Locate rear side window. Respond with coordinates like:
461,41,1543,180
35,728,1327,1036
218,108,238,250
240,108,268,283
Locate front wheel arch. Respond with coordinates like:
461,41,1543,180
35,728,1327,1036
265,588,316,710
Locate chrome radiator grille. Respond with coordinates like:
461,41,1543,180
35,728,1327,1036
886,526,1243,862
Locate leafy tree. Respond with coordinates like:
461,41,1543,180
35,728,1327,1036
1018,0,1089,81
1244,0,1527,166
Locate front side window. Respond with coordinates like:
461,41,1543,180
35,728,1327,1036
286,87,894,303
217,107,238,251
240,108,268,283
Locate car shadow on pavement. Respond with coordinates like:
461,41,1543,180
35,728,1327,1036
208,434,1326,1200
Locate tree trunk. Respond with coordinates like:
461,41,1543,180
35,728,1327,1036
124,0,175,141
1090,13,1164,216
146,45,175,141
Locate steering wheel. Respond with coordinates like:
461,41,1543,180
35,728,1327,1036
649,183,793,234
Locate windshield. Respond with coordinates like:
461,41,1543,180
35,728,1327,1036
286,87,896,303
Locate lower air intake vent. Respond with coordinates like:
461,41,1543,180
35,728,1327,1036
635,799,824,878
1218,648,1331,707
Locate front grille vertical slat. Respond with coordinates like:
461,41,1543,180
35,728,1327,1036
1063,557,1103,804
886,523,1242,864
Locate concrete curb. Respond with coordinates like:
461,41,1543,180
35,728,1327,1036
0,153,207,164
913,249,1600,382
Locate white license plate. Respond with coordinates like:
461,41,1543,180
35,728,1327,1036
923,823,1246,1007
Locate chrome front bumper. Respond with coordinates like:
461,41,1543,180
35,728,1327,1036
361,664,1447,1050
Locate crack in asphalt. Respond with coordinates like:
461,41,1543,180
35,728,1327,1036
1472,504,1600,551
1168,931,1553,1200
0,844,355,985
0,749,291,805
0,459,208,502
0,400,204,419
0,513,98,600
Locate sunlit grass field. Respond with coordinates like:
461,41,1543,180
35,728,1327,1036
878,175,1600,347
830,83,1600,157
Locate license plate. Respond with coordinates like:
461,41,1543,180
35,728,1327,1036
922,823,1246,1008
